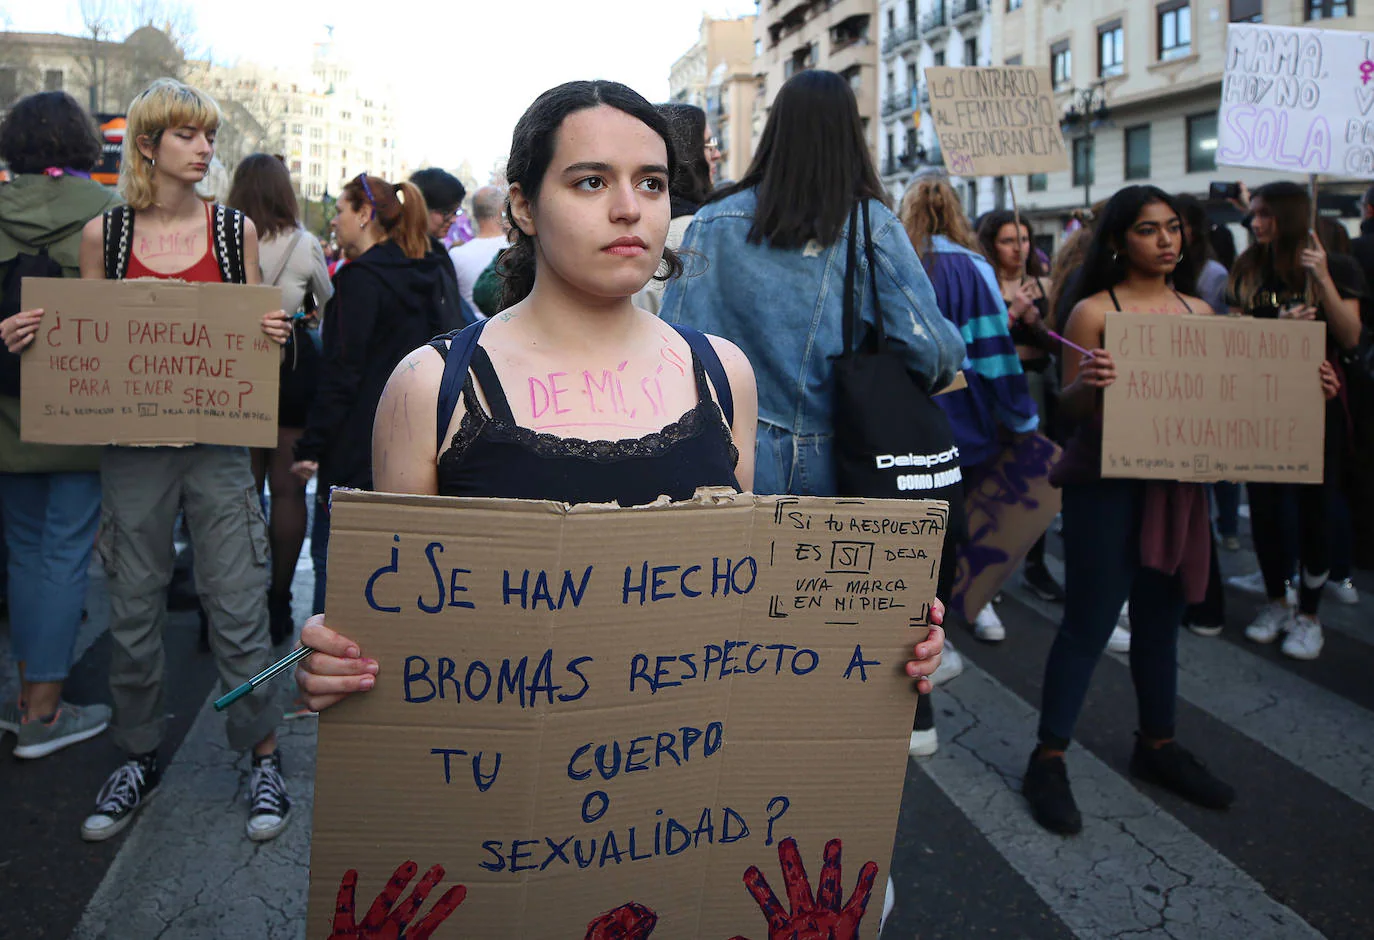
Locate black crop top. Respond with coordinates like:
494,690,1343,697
431,341,740,506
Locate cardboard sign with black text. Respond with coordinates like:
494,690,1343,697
924,66,1069,177
1102,313,1326,483
308,489,948,939
20,278,281,447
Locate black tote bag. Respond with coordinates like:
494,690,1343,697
832,202,965,539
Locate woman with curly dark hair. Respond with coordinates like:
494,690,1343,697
0,92,120,760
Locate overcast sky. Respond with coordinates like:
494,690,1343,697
5,0,756,178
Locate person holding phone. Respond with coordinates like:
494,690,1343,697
1228,181,1364,661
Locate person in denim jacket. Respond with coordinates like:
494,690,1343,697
659,70,965,497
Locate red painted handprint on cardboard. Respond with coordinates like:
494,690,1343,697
328,861,467,940
728,837,878,940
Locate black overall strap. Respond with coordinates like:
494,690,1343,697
669,323,733,427
1107,286,1124,311
468,346,517,424
841,203,861,356
1172,289,1194,314
435,320,488,451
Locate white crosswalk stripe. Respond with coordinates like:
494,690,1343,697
911,663,1324,939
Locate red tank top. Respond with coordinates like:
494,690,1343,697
124,202,223,282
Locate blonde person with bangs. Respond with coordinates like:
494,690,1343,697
900,171,1039,645
63,78,291,844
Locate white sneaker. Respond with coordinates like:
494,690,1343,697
1107,625,1132,653
1226,570,1267,595
1281,614,1324,661
908,727,939,757
929,642,964,687
1328,578,1360,605
973,604,1006,643
1286,580,1298,607
1244,602,1292,644
881,876,896,933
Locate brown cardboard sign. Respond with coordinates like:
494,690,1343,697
924,66,1070,177
1102,314,1326,483
951,435,1063,621
19,278,281,447
308,489,948,939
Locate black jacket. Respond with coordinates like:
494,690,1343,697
296,239,450,491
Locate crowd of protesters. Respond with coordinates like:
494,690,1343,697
0,65,1368,865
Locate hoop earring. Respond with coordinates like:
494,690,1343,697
1111,250,1119,263
150,158,156,168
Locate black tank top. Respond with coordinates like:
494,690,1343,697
433,342,740,505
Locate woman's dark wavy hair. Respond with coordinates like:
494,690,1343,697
0,91,102,174
1172,192,1214,266
659,103,711,209
1067,185,1196,311
712,69,888,250
497,80,684,310
976,210,1047,278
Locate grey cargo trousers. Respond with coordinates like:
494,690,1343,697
99,445,277,755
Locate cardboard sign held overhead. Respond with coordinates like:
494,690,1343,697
924,66,1069,177
1219,23,1374,177
951,435,1062,621
308,489,948,939
20,278,281,448
1102,314,1326,484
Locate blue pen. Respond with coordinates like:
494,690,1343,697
214,645,315,712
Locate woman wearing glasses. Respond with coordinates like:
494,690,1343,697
290,172,451,614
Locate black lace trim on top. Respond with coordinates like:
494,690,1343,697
443,376,739,467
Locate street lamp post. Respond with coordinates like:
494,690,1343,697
1060,83,1110,209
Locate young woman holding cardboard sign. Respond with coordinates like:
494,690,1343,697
1026,185,1229,837
69,79,294,846
1230,181,1364,662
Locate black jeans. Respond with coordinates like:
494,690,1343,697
1038,480,1185,751
1249,481,1328,616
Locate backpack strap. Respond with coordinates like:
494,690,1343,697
103,206,132,281
212,204,247,284
434,319,489,452
670,323,733,427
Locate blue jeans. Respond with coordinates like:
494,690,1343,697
311,495,329,614
0,472,101,682
753,423,837,497
1038,479,1184,750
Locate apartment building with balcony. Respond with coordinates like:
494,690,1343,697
669,15,758,183
992,0,1374,246
878,0,995,212
752,0,882,164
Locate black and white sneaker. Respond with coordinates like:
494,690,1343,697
81,755,160,842
246,751,292,842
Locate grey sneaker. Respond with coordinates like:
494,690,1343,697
0,697,22,737
14,702,112,759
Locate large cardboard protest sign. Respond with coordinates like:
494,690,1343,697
924,66,1069,177
951,434,1062,621
20,278,280,447
1219,22,1374,176
308,489,948,938
1102,314,1326,484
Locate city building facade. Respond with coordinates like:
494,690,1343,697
0,27,399,205
669,15,757,184
877,0,995,213
752,0,882,165
990,0,1374,247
